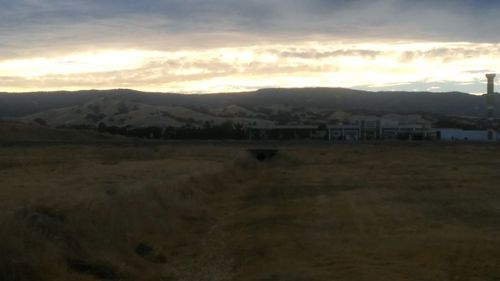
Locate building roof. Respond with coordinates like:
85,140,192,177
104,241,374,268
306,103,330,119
248,125,318,129
327,125,361,129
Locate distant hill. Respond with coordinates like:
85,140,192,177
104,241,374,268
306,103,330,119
0,88,497,119
15,97,273,128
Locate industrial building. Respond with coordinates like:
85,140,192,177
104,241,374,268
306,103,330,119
328,125,361,141
247,125,321,140
432,129,499,142
247,73,500,142
328,115,431,141
247,123,500,142
432,73,499,142
486,73,496,124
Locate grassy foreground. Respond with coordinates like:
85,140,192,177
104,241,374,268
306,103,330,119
1,143,500,281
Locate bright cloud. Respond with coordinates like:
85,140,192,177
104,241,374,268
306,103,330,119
0,41,498,93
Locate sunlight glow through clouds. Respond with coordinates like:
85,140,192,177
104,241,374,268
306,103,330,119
0,50,164,77
0,41,498,93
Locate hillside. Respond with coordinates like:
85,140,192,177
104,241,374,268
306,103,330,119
0,88,497,118
14,97,274,129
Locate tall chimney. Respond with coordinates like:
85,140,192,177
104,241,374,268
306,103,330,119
486,73,496,122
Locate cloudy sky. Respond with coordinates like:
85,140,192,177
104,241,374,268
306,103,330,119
0,0,499,93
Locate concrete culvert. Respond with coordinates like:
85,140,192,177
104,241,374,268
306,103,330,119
247,149,279,162
135,243,154,257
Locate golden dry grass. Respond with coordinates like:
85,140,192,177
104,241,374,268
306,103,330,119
1,143,500,281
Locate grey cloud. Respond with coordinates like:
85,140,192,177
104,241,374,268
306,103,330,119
466,69,496,74
2,0,500,59
399,46,500,62
276,49,381,59
357,81,486,94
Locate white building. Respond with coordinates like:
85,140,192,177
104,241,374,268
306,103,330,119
433,129,500,141
328,114,432,141
328,125,361,141
248,125,319,140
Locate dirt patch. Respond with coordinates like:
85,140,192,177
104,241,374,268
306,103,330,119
0,258,38,281
22,206,66,238
66,258,118,280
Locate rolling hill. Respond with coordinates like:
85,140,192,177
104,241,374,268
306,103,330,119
14,97,274,129
0,88,497,119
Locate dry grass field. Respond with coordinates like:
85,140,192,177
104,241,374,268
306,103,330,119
1,143,500,281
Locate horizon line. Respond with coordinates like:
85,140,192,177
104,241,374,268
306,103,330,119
0,87,482,96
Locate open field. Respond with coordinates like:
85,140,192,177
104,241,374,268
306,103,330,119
1,143,500,281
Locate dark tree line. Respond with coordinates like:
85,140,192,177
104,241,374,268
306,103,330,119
90,121,248,140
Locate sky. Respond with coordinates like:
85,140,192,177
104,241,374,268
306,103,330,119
0,0,499,94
